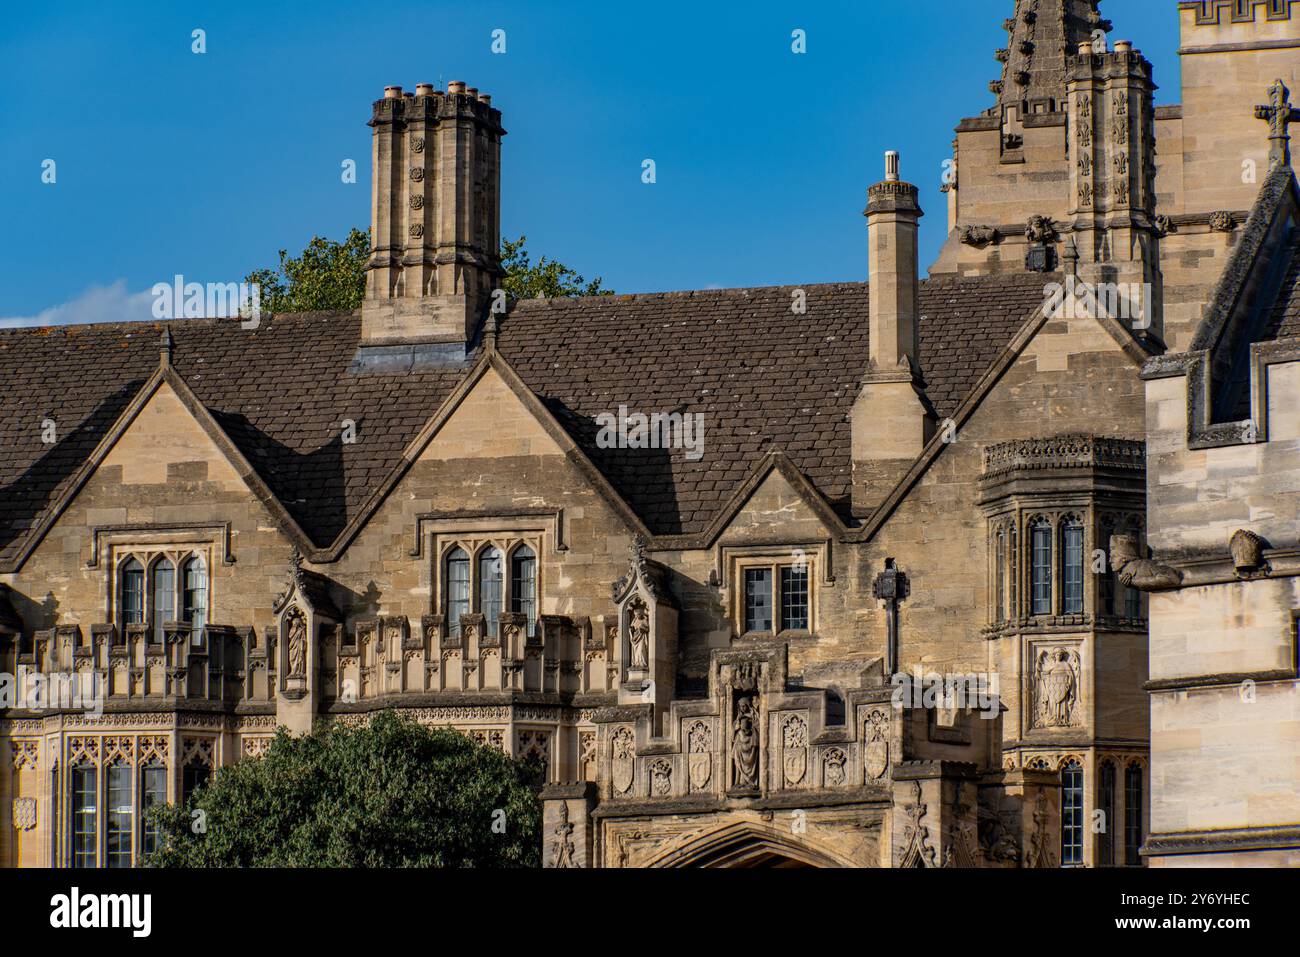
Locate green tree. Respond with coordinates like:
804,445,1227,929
142,712,541,867
244,228,371,316
499,234,612,300
246,231,610,316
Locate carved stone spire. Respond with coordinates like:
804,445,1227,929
992,0,1111,116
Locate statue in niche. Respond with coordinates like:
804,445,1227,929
731,696,759,789
1109,534,1183,591
627,597,650,671
286,608,307,678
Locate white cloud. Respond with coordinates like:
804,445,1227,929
0,280,156,329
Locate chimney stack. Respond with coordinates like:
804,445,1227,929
851,152,932,517
354,81,506,370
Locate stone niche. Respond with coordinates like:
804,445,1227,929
271,549,340,734
611,538,677,725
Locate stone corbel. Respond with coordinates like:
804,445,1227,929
1109,534,1183,591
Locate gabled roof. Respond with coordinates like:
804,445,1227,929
0,274,1053,570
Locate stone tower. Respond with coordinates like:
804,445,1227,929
356,82,505,368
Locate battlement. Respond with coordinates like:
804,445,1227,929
1179,0,1296,26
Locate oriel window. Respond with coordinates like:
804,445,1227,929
182,554,207,635
1061,760,1084,866
105,765,133,868
120,558,145,625
151,558,175,643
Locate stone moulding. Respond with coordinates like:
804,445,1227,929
981,434,1146,477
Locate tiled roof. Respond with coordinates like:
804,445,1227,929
1260,234,1300,343
0,274,1051,564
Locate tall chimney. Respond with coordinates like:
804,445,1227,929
851,152,932,517
355,82,506,369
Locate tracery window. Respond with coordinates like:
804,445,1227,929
1099,760,1117,867
1061,759,1084,866
105,764,133,868
1030,518,1053,616
140,765,167,858
115,550,211,639
1060,517,1085,615
438,538,540,640
70,766,97,869
1125,762,1144,866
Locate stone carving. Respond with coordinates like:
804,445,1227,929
864,708,889,781
1255,78,1299,167
550,801,577,868
410,136,425,154
960,224,998,248
579,731,596,780
1024,215,1058,244
1154,214,1177,236
12,797,36,831
1025,790,1057,868
1033,647,1080,729
1078,181,1092,209
1229,529,1266,575
11,741,38,771
409,167,424,182
285,606,307,678
1208,211,1237,233
611,727,634,795
1109,533,1183,591
687,721,712,792
822,747,847,787
899,780,938,868
408,223,424,239
731,697,759,789
410,194,424,210
627,596,649,671
649,758,672,796
782,715,808,786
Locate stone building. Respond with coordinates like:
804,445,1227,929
0,0,1296,869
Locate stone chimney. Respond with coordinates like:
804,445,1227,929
354,82,505,370
851,152,933,517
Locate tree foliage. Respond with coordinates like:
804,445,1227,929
245,231,610,316
499,234,612,300
244,228,371,316
142,712,541,867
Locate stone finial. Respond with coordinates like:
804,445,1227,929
1255,79,1299,168
159,325,173,367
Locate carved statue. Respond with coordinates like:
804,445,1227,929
731,696,759,789
286,608,307,678
1034,648,1079,728
1109,533,1183,591
550,802,577,868
627,597,650,671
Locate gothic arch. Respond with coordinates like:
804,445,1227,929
641,820,858,869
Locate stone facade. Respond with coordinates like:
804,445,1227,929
1,0,1298,869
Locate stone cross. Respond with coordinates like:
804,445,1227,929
1255,79,1299,168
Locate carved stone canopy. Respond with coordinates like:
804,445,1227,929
610,536,676,609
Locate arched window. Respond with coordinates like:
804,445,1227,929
444,547,470,637
994,527,1006,622
1030,518,1053,616
510,545,537,637
1061,760,1084,866
150,558,175,643
1008,525,1018,616
1098,760,1117,866
478,547,503,636
182,555,207,635
120,558,145,626
1061,518,1085,615
1098,517,1118,616
1124,763,1144,866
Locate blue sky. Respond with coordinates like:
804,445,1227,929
0,1,1180,325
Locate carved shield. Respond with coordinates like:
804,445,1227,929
611,729,634,796
688,752,711,791
783,748,806,787
865,740,888,781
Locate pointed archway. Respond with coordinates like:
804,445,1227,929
643,820,857,869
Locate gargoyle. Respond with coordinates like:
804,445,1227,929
1109,534,1183,591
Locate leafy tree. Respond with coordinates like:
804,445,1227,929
244,228,371,316
499,234,612,300
245,231,610,316
142,712,541,867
